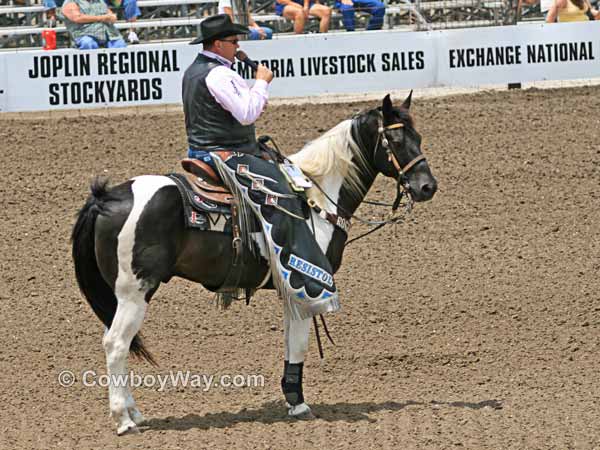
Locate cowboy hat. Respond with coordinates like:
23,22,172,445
189,14,249,45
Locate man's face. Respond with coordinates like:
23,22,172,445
213,35,240,63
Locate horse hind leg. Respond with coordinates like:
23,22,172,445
103,326,147,428
282,314,315,419
103,285,149,435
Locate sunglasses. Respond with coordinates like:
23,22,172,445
220,38,239,45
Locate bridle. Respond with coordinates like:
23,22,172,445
355,110,427,212
374,112,427,195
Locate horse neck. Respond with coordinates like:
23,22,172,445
336,114,379,218
293,114,380,219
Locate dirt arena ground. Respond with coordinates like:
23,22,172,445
1,86,599,449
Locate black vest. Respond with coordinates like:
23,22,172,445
182,54,257,153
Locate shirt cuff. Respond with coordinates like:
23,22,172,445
253,79,269,93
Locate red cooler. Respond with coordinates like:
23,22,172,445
42,30,57,50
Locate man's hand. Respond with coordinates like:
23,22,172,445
102,12,117,23
341,0,353,5
256,64,273,83
303,5,310,18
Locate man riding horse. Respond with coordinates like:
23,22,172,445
183,14,340,322
72,32,436,428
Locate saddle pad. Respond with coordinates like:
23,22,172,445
167,173,231,230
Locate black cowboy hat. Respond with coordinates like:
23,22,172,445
189,14,249,45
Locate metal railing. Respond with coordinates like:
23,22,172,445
0,0,523,48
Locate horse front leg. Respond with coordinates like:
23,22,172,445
282,313,315,419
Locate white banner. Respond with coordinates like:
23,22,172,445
0,21,599,112
437,22,600,86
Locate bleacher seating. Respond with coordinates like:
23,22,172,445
0,0,522,49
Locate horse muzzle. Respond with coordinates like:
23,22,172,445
409,174,437,202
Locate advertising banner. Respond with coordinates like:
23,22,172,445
0,21,598,112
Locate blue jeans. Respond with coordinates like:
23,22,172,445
104,0,141,21
335,0,385,31
75,36,127,50
248,26,273,40
188,148,217,170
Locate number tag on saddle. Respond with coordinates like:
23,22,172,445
279,163,312,191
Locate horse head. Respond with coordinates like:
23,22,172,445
359,92,437,203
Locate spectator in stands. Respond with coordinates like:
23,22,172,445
43,0,64,28
546,0,599,20
540,0,554,19
335,0,385,31
275,0,331,33
218,0,272,40
105,0,141,44
61,0,127,49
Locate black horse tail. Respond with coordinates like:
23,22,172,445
71,178,157,366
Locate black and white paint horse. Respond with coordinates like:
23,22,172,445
71,93,437,435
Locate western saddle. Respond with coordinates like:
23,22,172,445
180,158,233,205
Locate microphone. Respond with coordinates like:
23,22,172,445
236,50,258,71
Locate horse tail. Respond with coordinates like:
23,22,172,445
71,178,157,366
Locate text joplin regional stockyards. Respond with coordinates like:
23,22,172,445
27,49,180,106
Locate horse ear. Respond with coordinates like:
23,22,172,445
382,94,394,122
401,90,413,110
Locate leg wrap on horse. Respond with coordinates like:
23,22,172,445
281,361,304,406
211,151,340,319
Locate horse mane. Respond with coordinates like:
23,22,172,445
289,118,372,206
289,105,414,209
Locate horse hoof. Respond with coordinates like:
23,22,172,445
288,403,315,420
117,422,140,436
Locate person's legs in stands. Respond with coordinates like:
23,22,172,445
309,3,331,33
107,38,127,48
335,0,356,31
354,0,385,30
75,36,100,50
247,26,273,40
282,3,307,34
43,0,57,27
122,0,141,43
262,26,273,39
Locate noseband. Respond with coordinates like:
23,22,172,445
370,112,426,210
